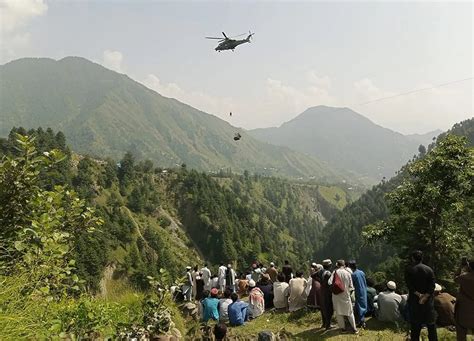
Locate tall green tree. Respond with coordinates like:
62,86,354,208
364,134,474,278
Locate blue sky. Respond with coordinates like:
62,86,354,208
1,0,472,133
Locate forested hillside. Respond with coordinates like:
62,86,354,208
0,57,344,181
316,117,474,284
0,127,351,291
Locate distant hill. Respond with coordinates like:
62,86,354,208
406,129,443,146
249,106,434,181
0,57,341,181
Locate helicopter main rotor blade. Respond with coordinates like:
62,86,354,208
205,37,224,40
222,32,228,39
229,33,247,38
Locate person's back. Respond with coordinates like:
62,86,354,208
282,261,293,283
202,289,220,322
201,265,211,290
405,250,437,341
377,290,402,322
288,273,307,312
238,277,249,295
267,265,278,282
434,291,455,326
366,278,377,317
248,283,265,318
228,293,249,326
219,289,233,321
257,276,274,309
251,267,261,283
455,258,474,341
273,273,290,309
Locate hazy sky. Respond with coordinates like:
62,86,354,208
1,0,472,134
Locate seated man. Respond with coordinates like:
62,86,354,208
228,292,249,326
433,283,456,327
201,288,220,322
376,281,402,322
218,288,233,322
248,280,265,318
273,273,290,310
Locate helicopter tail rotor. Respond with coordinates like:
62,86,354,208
247,31,255,42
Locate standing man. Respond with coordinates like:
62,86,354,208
218,263,227,292
454,257,474,341
282,260,293,283
183,266,193,301
405,250,437,341
319,259,334,330
348,260,368,328
201,263,212,291
191,265,199,300
267,262,278,283
251,263,262,283
225,264,236,293
328,260,358,334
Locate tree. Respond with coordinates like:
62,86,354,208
118,152,135,190
418,144,426,157
364,134,474,279
0,134,103,298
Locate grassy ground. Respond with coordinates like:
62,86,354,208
217,308,458,340
317,186,348,210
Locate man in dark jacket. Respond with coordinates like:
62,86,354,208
282,260,293,283
405,250,437,341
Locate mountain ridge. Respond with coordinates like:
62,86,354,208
0,57,345,182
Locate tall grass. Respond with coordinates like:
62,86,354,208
0,274,143,340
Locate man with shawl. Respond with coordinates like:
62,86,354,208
328,260,358,334
248,279,265,318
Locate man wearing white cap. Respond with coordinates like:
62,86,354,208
375,281,402,322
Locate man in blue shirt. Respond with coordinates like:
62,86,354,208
228,292,249,326
348,260,368,328
202,288,220,322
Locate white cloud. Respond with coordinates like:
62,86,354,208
102,50,123,73
142,73,235,121
261,72,336,125
0,0,47,32
0,0,47,62
354,78,394,103
142,70,337,128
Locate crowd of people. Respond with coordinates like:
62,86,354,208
179,251,474,341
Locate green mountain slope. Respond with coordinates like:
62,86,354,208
0,57,341,181
1,127,353,290
249,106,430,182
315,117,474,272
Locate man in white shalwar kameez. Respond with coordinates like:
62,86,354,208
201,264,212,291
218,263,227,292
328,259,358,334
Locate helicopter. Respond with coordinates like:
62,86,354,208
205,31,254,52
